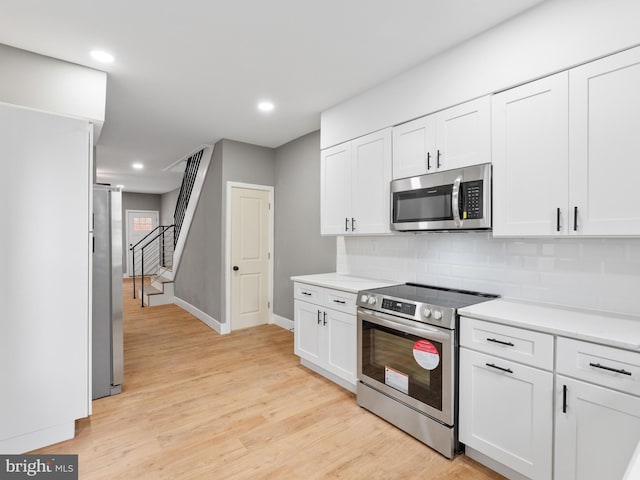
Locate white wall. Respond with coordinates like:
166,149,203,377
0,43,106,138
337,235,640,317
321,0,640,148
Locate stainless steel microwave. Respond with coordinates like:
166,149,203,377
391,163,491,231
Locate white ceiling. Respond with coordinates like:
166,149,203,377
0,0,545,194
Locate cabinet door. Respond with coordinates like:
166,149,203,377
459,348,553,480
492,72,569,236
555,376,640,480
294,300,322,364
324,308,356,385
320,142,352,234
392,115,435,179
569,46,640,235
351,129,392,234
434,96,491,172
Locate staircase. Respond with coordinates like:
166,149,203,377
129,144,213,307
142,266,174,306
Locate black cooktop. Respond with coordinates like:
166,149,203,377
366,283,498,309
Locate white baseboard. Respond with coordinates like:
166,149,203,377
173,296,230,335
271,314,294,331
0,421,75,454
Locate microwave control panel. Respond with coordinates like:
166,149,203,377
462,180,483,220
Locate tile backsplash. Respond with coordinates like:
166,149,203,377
337,233,640,317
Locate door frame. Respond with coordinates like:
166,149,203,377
124,209,160,277
224,182,274,332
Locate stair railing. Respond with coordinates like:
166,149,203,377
174,148,203,247
130,224,175,305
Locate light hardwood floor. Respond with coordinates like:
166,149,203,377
33,279,505,479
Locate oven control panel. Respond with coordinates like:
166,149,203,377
381,298,416,316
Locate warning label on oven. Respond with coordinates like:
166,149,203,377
385,365,409,394
413,340,440,370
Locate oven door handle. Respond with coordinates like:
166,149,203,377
452,175,462,228
358,309,453,342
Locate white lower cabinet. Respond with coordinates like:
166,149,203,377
461,314,640,480
554,337,640,480
554,376,640,480
459,347,553,480
293,282,357,391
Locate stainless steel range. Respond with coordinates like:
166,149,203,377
356,283,497,458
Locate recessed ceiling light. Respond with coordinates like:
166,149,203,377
116,184,124,189
132,163,144,170
90,50,114,63
257,101,275,112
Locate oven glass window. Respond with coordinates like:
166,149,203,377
361,320,443,411
393,185,453,223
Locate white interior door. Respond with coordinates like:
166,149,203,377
125,210,159,276
230,187,271,330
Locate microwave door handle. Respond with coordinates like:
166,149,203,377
452,176,462,227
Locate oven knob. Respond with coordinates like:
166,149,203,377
368,296,377,305
432,310,443,320
421,307,432,318
360,294,369,304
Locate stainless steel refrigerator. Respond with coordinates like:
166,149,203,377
92,185,124,399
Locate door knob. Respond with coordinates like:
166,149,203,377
233,266,239,271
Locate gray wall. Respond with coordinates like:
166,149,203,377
175,139,276,323
160,187,180,225
274,131,335,320
121,192,162,275
174,142,223,320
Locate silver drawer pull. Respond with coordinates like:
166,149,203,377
487,337,515,347
333,299,346,304
301,291,312,296
486,363,513,374
589,362,632,376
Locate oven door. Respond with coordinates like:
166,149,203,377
357,307,455,426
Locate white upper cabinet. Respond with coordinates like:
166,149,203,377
320,142,352,234
492,72,569,236
321,128,391,235
493,45,640,237
391,115,435,179
569,46,640,235
392,96,490,180
433,96,491,172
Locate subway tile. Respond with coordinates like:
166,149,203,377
506,241,540,256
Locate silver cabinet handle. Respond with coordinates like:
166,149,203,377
436,149,442,169
317,310,322,325
345,217,349,232
333,299,346,304
301,291,312,296
351,218,356,231
574,206,579,231
426,152,431,170
323,311,327,326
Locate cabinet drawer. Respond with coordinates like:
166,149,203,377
324,289,357,314
557,337,640,396
293,282,357,314
460,317,554,370
294,283,323,303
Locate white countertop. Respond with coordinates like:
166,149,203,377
290,272,400,294
459,299,640,352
